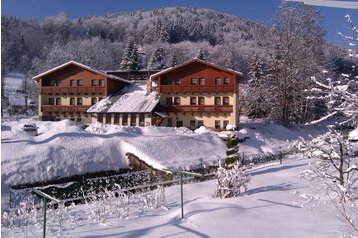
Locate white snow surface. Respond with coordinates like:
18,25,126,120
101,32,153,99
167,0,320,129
1,119,226,187
88,83,159,113
349,128,358,141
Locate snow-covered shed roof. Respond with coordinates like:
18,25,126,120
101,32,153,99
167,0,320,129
88,83,159,113
32,61,130,84
149,58,243,80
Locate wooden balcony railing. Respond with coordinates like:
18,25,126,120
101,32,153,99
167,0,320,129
41,105,91,113
159,105,233,113
40,86,105,94
159,85,233,93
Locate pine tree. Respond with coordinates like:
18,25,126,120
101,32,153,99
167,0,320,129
120,39,141,71
148,47,167,70
197,49,205,60
171,53,178,67
225,135,240,167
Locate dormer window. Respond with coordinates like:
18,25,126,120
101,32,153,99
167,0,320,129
215,77,222,85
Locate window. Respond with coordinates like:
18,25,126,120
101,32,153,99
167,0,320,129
70,97,75,105
167,118,173,127
174,79,181,85
174,97,181,105
215,77,222,85
51,80,59,86
99,80,104,86
198,120,204,127
223,120,229,129
91,97,98,105
49,98,54,105
114,114,120,125
166,97,173,105
106,113,111,124
215,97,221,105
70,80,76,86
199,78,205,85
131,114,136,126
122,114,128,126
56,98,61,105
139,114,145,126
198,97,205,105
190,78,197,85
223,97,230,105
215,120,221,129
91,80,97,86
224,77,230,85
77,80,83,86
190,97,196,105
97,113,103,123
176,121,183,127
190,120,196,129
77,97,83,105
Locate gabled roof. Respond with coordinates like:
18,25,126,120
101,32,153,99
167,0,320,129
32,61,131,83
149,58,243,79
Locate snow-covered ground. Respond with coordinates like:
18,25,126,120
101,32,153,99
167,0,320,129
3,117,351,237
2,156,349,237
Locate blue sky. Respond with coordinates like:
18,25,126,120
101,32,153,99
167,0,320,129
1,0,357,46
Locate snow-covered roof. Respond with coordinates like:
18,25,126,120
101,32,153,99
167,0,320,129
88,83,159,113
32,61,131,84
149,58,243,80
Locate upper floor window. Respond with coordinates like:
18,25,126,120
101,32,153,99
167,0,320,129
198,97,205,105
99,80,104,86
50,80,59,86
190,78,197,85
223,97,230,105
174,97,181,105
70,97,75,105
91,80,97,86
190,97,196,105
224,77,230,85
77,80,83,86
70,80,76,86
199,78,205,85
215,97,221,105
49,98,54,105
166,97,173,105
77,97,83,105
91,97,98,105
215,77,222,85
56,98,61,105
174,79,181,85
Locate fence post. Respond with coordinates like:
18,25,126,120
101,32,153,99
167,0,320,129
43,198,47,238
180,173,184,219
279,151,283,164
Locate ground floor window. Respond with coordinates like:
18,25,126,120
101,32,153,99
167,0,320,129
215,120,221,129
223,120,229,129
139,114,145,126
114,114,120,125
131,114,136,126
167,117,173,127
97,113,103,123
106,113,111,124
190,120,196,129
198,120,204,127
123,114,128,126
176,120,183,127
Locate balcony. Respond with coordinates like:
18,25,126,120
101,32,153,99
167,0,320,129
159,105,233,113
41,105,91,113
40,86,105,94
159,85,233,93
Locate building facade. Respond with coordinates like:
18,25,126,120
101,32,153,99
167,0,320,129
149,59,243,130
33,61,130,124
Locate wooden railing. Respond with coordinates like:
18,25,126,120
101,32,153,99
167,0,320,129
159,85,233,93
159,105,233,113
41,105,91,112
40,86,105,94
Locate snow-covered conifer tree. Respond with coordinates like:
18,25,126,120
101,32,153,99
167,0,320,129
197,49,205,60
120,38,141,70
225,135,240,167
147,47,167,70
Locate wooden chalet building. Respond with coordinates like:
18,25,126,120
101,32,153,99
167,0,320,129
149,59,243,130
33,61,130,123
34,59,243,130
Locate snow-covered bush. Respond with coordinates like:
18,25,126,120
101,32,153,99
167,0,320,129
215,162,250,198
299,130,358,232
225,135,240,167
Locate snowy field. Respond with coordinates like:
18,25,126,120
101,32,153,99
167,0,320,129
1,156,350,237
2,117,354,237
